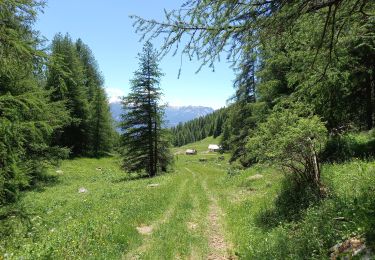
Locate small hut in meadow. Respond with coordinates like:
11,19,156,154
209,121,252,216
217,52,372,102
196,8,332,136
185,149,197,155
208,144,220,152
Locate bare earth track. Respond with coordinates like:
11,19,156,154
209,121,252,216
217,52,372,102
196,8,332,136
185,167,235,260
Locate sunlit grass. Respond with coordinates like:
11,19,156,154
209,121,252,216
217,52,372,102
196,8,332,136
1,137,374,259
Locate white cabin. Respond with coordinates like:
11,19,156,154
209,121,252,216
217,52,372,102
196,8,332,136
208,144,220,152
185,149,197,155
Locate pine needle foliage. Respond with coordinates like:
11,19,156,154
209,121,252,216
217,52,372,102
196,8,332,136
120,42,172,176
0,0,69,205
46,34,115,156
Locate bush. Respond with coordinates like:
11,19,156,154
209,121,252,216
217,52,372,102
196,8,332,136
247,103,328,189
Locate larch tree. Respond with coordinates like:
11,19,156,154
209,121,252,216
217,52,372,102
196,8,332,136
75,39,115,156
75,38,103,102
120,42,172,176
88,86,115,157
0,0,69,205
46,33,90,156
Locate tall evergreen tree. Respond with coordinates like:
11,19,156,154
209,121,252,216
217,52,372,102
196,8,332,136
75,39,104,102
0,0,69,205
46,33,90,156
88,86,115,157
75,39,115,156
120,42,172,176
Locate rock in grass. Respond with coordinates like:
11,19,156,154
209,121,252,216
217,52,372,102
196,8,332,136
147,183,159,188
78,187,88,193
187,222,198,230
247,174,263,181
330,236,368,259
136,225,153,235
56,170,63,174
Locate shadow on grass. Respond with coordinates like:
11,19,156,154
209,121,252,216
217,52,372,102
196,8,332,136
322,134,375,163
251,178,375,258
112,173,151,183
27,172,61,193
255,177,321,230
0,203,33,240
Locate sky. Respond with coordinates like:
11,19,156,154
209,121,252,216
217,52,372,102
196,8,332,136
35,0,236,109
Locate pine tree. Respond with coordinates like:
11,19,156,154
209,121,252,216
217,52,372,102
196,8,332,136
120,42,172,176
75,39,115,156
88,86,115,157
46,33,90,156
0,0,69,205
75,39,104,102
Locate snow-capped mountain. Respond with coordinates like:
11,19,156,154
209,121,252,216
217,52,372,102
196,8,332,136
110,102,214,128
164,106,214,127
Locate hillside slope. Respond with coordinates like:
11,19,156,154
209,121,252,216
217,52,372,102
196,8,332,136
1,137,374,259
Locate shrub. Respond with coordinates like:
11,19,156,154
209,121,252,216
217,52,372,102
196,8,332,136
247,103,327,190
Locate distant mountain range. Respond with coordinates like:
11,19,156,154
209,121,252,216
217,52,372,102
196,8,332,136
109,102,214,128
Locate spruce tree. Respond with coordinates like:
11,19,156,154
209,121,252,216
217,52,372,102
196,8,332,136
120,42,172,176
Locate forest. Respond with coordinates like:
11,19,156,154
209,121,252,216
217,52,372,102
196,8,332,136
1,0,375,259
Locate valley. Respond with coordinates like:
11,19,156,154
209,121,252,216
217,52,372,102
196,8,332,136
1,1,375,259
1,137,374,259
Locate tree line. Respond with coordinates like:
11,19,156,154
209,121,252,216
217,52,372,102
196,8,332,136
170,108,227,147
0,1,115,206
133,0,375,191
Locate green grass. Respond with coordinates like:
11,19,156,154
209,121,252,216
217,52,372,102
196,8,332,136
1,137,374,259
208,160,375,259
173,136,221,153
0,157,211,259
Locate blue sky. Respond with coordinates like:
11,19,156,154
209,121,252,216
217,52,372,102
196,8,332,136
35,0,235,109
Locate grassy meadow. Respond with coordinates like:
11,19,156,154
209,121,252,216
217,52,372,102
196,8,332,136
1,137,374,259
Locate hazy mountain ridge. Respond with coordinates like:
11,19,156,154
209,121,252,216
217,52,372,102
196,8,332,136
110,102,214,128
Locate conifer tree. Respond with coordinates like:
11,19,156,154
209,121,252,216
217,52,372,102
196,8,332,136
0,0,69,205
120,42,172,176
46,33,90,156
75,39,104,102
75,39,115,156
88,86,115,157
170,108,227,147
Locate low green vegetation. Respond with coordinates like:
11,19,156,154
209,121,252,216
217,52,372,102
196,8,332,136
1,0,375,259
1,137,374,259
0,157,209,259
214,159,375,259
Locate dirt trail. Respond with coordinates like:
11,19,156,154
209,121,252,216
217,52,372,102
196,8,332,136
206,195,232,260
186,167,234,260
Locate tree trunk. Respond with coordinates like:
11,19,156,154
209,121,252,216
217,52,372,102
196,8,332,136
146,49,155,177
154,107,158,174
365,78,373,130
308,138,321,187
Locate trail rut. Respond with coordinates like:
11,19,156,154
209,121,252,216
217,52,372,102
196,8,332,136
186,167,234,260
